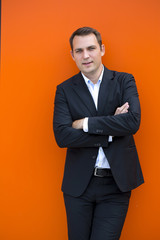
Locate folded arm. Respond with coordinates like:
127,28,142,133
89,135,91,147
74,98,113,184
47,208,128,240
53,85,109,148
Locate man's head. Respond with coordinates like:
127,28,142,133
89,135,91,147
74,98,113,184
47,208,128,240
69,27,102,51
70,27,105,80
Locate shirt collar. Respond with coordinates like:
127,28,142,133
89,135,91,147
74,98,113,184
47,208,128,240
81,66,104,86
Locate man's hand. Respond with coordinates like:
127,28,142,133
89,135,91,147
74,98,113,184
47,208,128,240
114,102,129,115
72,118,85,129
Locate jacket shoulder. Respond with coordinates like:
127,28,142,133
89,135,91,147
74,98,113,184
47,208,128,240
110,69,133,78
57,72,81,89
109,70,135,86
104,66,134,80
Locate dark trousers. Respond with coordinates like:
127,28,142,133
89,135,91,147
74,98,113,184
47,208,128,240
63,174,131,240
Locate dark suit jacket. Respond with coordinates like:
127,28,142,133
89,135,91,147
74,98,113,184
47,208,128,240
53,66,144,197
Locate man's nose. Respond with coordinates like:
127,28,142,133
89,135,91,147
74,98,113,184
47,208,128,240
83,50,89,59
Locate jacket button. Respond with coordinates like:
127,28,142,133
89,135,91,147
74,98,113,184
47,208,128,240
92,156,96,159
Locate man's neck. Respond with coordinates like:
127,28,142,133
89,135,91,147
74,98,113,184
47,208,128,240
82,64,104,84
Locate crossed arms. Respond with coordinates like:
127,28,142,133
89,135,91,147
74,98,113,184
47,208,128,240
72,102,129,129
53,74,141,148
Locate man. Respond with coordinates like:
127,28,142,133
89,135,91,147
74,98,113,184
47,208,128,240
53,27,144,240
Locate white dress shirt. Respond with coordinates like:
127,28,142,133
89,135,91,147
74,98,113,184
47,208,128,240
81,68,111,169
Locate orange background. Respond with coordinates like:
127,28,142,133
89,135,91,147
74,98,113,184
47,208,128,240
1,0,160,239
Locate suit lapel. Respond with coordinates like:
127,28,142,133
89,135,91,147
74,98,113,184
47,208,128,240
72,72,97,116
97,67,114,116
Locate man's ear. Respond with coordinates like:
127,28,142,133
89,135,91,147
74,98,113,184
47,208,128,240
70,50,75,61
101,44,105,57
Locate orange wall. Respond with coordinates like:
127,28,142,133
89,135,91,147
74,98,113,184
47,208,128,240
1,0,160,239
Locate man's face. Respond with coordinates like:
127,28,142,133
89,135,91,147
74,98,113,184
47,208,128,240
71,34,105,76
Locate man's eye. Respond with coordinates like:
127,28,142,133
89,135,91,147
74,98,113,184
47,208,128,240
75,50,82,53
88,47,95,51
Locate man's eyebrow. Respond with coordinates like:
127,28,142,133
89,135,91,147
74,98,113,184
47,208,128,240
74,48,83,51
74,45,97,51
87,45,97,48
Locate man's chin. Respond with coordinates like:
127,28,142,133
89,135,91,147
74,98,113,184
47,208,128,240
81,67,94,75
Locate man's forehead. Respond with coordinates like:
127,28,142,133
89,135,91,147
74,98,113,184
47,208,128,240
72,34,98,49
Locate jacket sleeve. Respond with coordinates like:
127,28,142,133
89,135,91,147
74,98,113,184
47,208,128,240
88,74,141,136
53,85,109,148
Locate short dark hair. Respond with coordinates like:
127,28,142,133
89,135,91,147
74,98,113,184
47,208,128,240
69,27,102,51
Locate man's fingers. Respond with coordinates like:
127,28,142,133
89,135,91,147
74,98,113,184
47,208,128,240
119,103,129,113
119,102,129,111
114,102,129,115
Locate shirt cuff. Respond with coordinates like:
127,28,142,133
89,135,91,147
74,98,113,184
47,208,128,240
83,117,88,132
108,136,113,142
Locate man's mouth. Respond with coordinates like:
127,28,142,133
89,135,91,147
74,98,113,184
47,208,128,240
82,61,93,66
